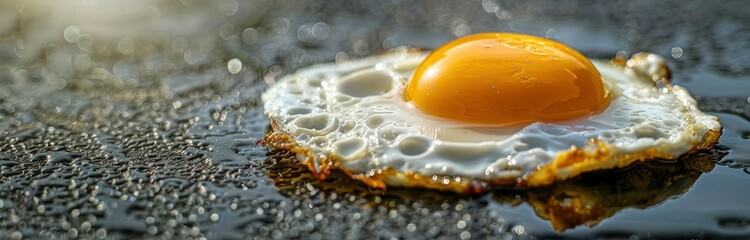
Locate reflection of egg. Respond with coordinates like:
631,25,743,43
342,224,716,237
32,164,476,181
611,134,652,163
262,33,722,194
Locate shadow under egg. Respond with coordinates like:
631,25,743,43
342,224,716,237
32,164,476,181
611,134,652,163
492,148,726,231
262,143,727,232
261,148,473,205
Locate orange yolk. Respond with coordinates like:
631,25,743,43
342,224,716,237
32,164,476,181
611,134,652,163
406,32,611,125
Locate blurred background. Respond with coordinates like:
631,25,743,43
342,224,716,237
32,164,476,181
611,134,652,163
1,0,749,239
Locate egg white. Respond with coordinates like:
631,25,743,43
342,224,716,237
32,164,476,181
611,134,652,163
262,49,721,192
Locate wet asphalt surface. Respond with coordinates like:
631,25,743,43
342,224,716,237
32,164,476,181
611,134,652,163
1,0,750,239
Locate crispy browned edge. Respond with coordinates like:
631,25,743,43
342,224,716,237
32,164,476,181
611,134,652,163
260,117,722,194
524,127,722,187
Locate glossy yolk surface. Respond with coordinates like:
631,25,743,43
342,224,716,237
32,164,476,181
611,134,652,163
406,32,611,125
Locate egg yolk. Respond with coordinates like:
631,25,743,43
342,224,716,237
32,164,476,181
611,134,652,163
406,32,611,125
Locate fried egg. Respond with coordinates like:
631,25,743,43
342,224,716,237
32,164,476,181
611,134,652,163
261,33,721,194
